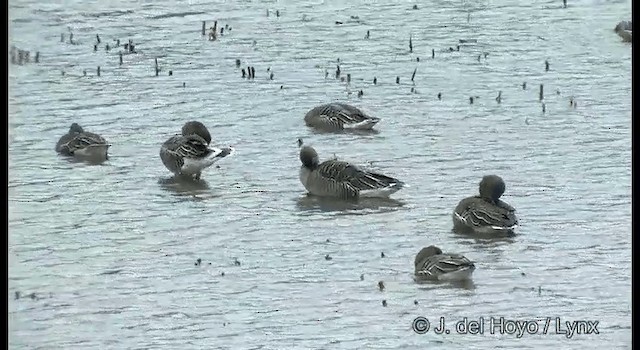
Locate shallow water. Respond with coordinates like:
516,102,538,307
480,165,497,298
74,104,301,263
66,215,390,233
8,0,631,348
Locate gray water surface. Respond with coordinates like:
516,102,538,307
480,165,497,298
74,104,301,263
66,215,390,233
9,0,631,349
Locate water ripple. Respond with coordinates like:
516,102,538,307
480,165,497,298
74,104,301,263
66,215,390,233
9,0,631,349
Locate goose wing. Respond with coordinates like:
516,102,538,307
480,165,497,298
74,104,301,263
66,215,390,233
57,132,107,154
417,254,475,278
306,103,374,127
325,103,373,124
162,134,211,159
316,159,402,191
333,103,375,122
79,132,107,145
455,197,518,229
55,133,76,154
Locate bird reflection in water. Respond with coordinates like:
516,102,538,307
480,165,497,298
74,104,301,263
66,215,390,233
451,227,517,244
310,128,381,137
59,153,109,166
158,175,215,199
295,193,405,213
414,277,476,291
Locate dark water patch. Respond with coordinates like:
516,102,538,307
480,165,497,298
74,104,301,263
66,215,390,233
148,11,206,20
81,10,135,18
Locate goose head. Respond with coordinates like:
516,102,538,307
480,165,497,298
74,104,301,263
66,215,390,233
479,175,506,202
69,123,84,134
182,121,212,144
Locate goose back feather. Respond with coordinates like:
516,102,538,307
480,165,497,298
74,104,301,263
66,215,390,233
299,144,403,199
414,246,476,281
304,103,380,131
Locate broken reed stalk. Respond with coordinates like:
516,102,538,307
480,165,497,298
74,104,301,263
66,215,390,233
155,58,159,76
539,84,544,101
411,68,417,82
202,21,206,36
409,36,413,53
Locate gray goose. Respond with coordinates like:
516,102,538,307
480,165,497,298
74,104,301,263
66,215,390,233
614,20,632,42
414,246,476,281
453,175,518,236
297,139,404,199
304,103,380,131
55,123,110,160
160,121,234,180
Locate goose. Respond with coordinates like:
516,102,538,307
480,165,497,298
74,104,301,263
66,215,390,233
614,20,632,42
297,139,404,199
55,123,110,160
453,175,518,236
414,246,476,281
160,121,234,180
304,102,380,131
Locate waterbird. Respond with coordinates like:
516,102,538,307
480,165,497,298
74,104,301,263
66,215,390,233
160,121,234,180
55,123,110,161
452,175,518,236
303,103,380,131
614,20,632,42
414,246,476,281
297,139,404,200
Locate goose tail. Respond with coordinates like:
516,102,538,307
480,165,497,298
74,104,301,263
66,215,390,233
344,118,380,130
181,146,235,174
438,266,476,281
359,174,405,198
74,143,110,158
